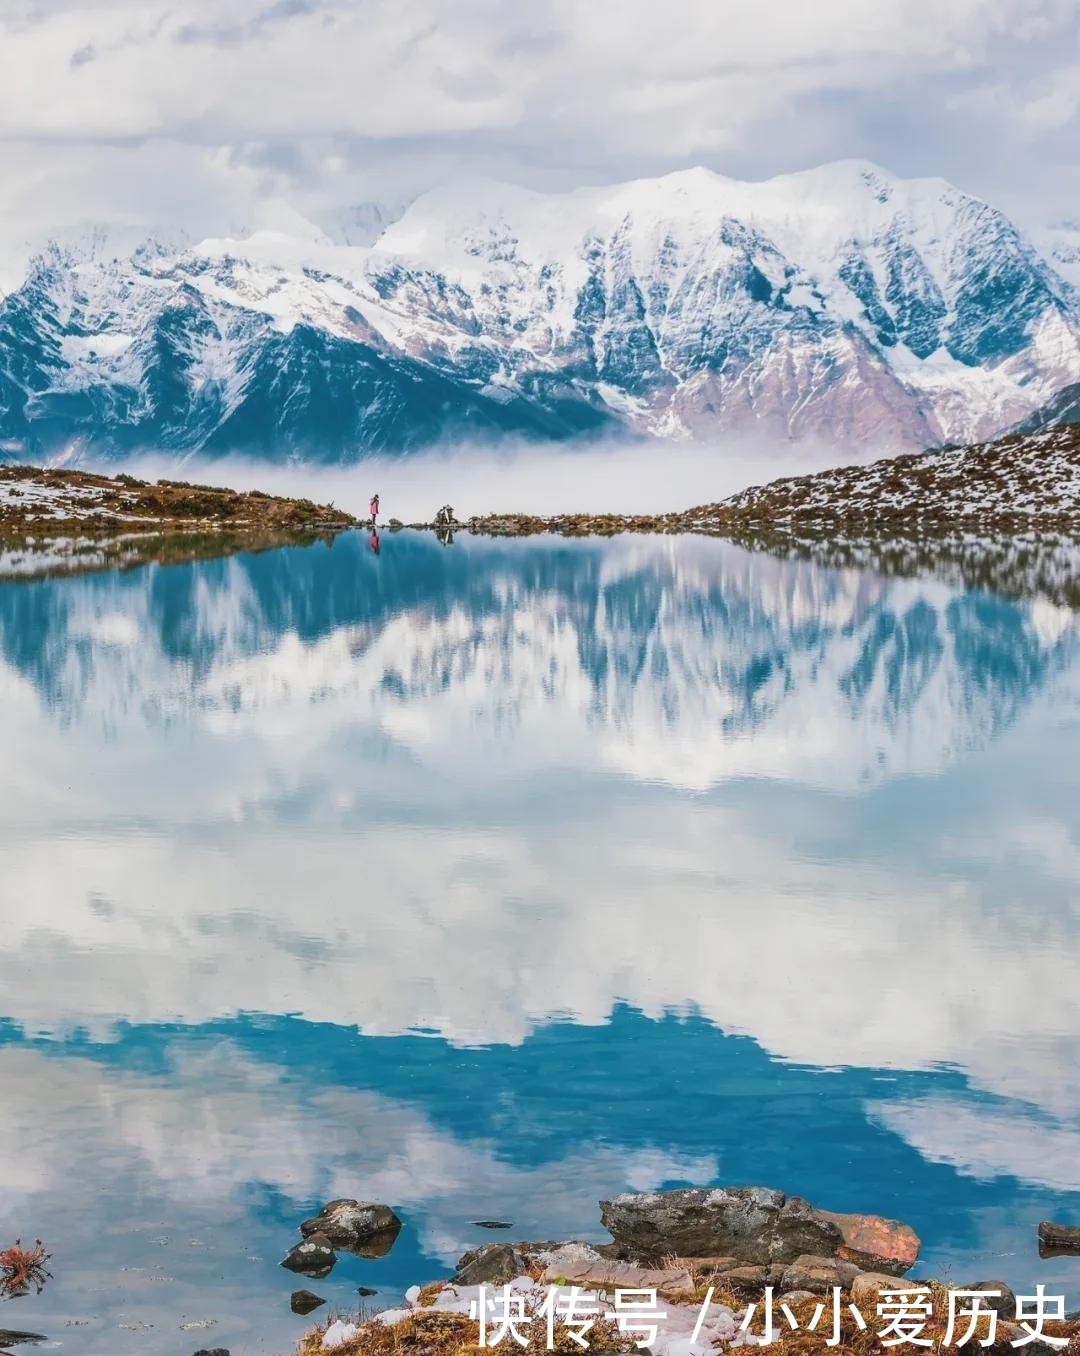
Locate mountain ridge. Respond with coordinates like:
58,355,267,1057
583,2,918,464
2,160,1080,464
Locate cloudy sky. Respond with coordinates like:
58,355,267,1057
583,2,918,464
0,0,1078,265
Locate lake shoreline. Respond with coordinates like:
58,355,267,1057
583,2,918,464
0,463,358,579
279,1189,1080,1356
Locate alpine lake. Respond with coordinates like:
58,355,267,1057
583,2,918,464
1,524,1079,1355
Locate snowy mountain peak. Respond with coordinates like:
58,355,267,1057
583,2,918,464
315,199,413,248
1,161,1079,464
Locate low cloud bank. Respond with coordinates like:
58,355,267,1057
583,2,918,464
95,433,878,524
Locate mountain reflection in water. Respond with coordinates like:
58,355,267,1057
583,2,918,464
0,530,1078,1356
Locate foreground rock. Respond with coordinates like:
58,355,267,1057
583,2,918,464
452,1243,526,1287
0,1333,48,1348
539,1256,694,1298
600,1187,919,1274
779,1254,860,1293
850,1271,914,1307
291,1289,326,1316
817,1208,920,1274
961,1281,1017,1320
300,1200,402,1258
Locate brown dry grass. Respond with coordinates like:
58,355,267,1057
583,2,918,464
291,1304,638,1356
282,1279,1080,1356
762,1286,1080,1356
0,464,356,546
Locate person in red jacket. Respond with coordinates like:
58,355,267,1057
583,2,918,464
369,493,380,524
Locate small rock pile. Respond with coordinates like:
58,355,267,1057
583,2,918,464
281,1199,403,1280
315,1185,928,1355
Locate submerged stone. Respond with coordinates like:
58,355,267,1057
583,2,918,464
281,1232,336,1279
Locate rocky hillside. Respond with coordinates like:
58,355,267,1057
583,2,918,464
2,161,1080,463
465,424,1080,537
0,463,355,578
716,422,1080,530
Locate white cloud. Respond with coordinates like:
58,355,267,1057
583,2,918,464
0,0,1078,269
0,1041,714,1353
869,1094,1080,1193
1,537,1079,1120
1016,63,1080,132
0,1043,712,1245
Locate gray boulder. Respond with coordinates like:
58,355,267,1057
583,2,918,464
452,1243,526,1286
300,1199,402,1258
599,1187,920,1275
960,1281,1017,1321
599,1187,842,1265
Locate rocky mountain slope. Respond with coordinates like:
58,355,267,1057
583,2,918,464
460,425,1080,539
1,161,1079,464
715,422,1080,529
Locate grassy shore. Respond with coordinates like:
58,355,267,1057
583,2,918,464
282,1274,1080,1356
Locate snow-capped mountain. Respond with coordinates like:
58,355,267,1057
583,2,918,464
2,161,1079,464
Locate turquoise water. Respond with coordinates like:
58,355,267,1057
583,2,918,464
1,530,1079,1355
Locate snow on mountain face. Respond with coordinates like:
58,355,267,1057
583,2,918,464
1036,221,1080,289
1,161,1079,465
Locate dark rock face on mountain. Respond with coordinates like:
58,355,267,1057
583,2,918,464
1,161,1078,463
1016,379,1080,433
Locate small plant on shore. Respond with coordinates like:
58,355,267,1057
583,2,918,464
0,1239,52,1299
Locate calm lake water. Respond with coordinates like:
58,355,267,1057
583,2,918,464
1,529,1079,1355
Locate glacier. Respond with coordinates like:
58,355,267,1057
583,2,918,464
1,160,1079,465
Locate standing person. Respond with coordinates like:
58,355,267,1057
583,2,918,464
369,492,380,525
